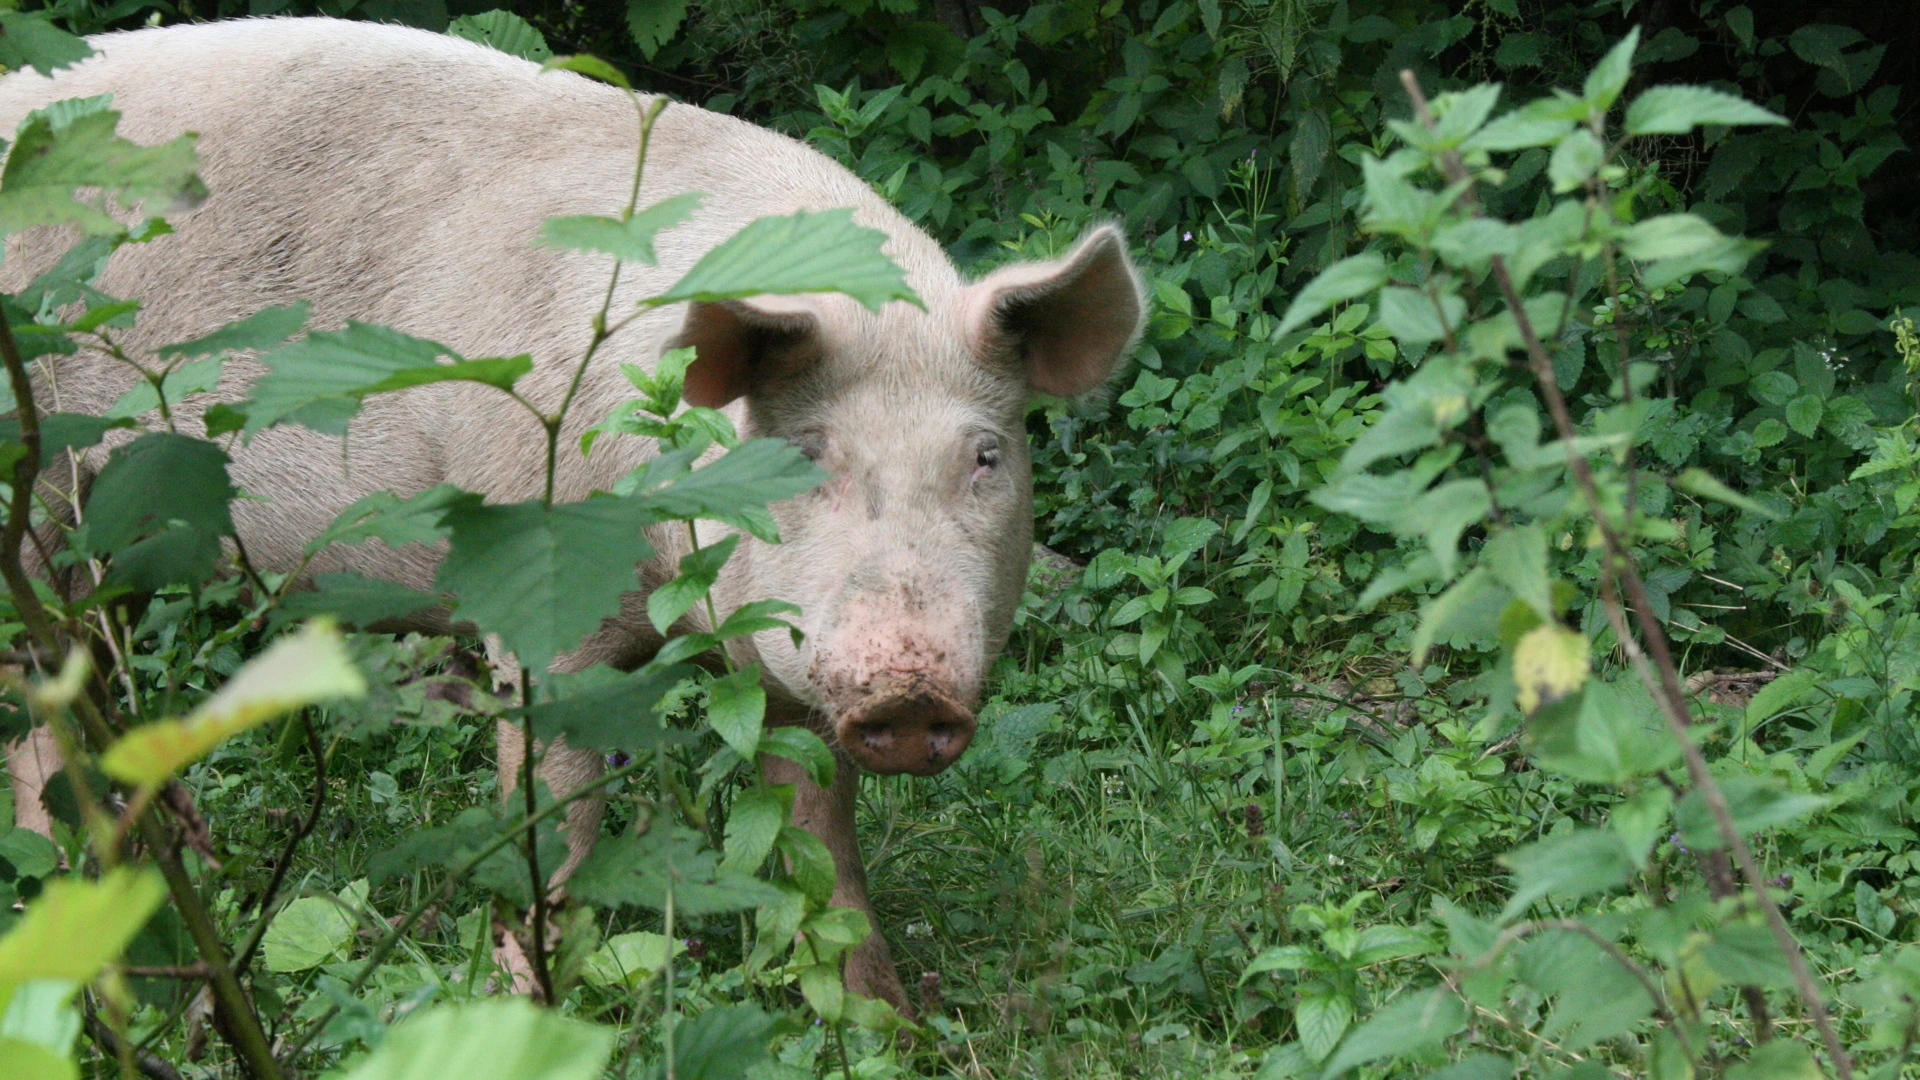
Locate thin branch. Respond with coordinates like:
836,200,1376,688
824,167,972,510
1397,69,1853,1080
234,716,328,973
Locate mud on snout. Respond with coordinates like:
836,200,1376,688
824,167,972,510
830,670,977,776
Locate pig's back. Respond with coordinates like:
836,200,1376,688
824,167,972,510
0,18,949,574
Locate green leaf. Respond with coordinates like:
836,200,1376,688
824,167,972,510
436,494,656,673
1377,286,1462,346
655,209,919,312
520,663,692,753
262,892,359,972
359,355,533,396
1675,775,1830,852
650,535,739,635
1241,945,1330,980
759,726,835,788
1162,516,1221,560
1784,394,1823,438
105,356,225,420
569,825,784,916
1350,925,1438,966
0,103,202,237
1528,677,1679,786
1484,525,1552,619
1701,920,1794,990
542,193,701,265
579,931,681,989
273,572,440,630
714,599,802,641
0,1038,75,1080
0,414,132,472
447,10,553,61
1276,253,1388,337
158,302,309,360
1320,988,1467,1078
306,484,465,555
1548,130,1605,192
540,54,632,90
800,962,845,1023
1512,624,1589,716
1582,27,1640,111
648,1004,775,1080
1295,992,1353,1062
1411,566,1494,665
0,12,92,76
1625,85,1787,134
1500,828,1636,921
82,433,234,554
330,998,614,1080
621,439,826,541
102,621,366,787
1620,214,1731,262
720,783,790,875
244,322,461,434
1673,468,1778,518
706,665,765,759
80,432,236,589
0,867,164,982
1725,1041,1822,1080
625,0,688,59
1462,99,1576,152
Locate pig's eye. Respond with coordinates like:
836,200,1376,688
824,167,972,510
971,436,1001,482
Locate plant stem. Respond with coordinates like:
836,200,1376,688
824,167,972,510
234,717,328,973
1394,67,1852,1080
520,681,556,1001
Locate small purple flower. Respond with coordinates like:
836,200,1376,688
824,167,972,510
1669,832,1690,855
1182,231,1193,242
607,751,631,769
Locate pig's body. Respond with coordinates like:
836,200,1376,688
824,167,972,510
0,18,1143,1009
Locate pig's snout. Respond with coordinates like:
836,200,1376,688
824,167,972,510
836,678,976,776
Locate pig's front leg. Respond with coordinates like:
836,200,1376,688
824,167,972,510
760,739,911,1017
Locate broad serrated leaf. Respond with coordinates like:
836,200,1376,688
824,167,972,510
1241,945,1330,980
158,302,309,360
1675,775,1830,852
1528,677,1679,786
759,725,835,788
1548,129,1605,192
1500,828,1636,921
330,998,614,1080
779,825,837,905
654,209,919,312
0,105,202,237
306,483,465,555
1320,988,1466,1078
622,438,826,538
1582,27,1640,110
519,663,693,753
721,783,790,875
1620,214,1731,262
244,322,462,434
101,620,366,786
82,432,234,554
1484,525,1552,619
1625,85,1787,134
447,10,553,61
644,1004,775,1080
625,0,689,59
105,356,224,420
1674,468,1779,518
568,825,783,915
1275,253,1387,337
650,534,739,634
0,867,164,982
0,11,92,76
706,664,765,759
542,193,701,265
1295,992,1353,1063
437,494,656,672
272,572,440,630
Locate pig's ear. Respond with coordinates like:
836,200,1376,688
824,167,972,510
672,298,818,408
965,224,1145,397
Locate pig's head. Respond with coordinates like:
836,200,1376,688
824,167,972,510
673,225,1145,775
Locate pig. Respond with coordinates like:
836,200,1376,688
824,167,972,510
0,17,1144,1010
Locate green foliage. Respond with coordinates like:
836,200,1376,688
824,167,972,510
4,0,1919,1077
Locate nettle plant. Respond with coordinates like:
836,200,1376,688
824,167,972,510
1240,29,1918,1080
0,40,910,1080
